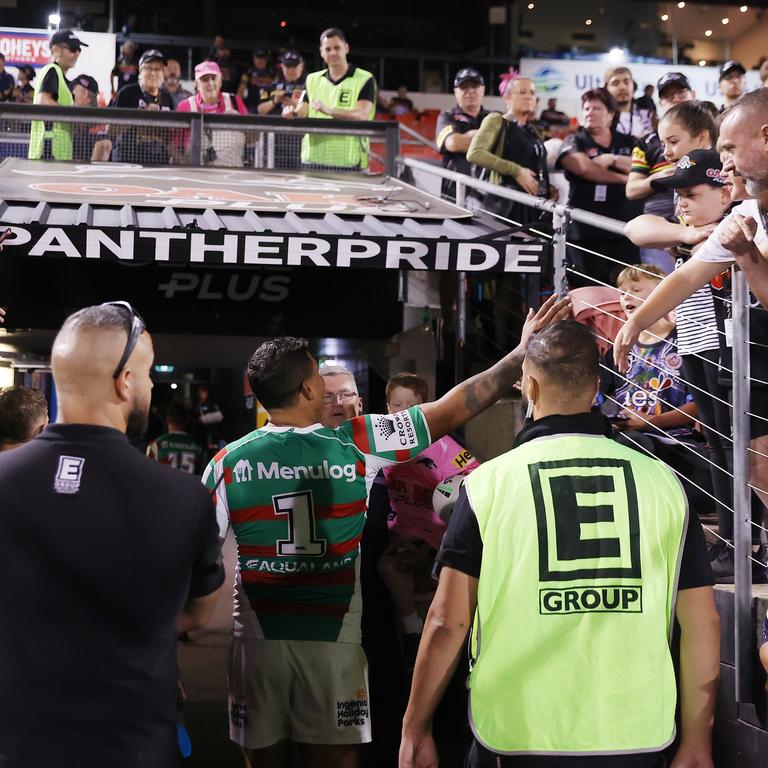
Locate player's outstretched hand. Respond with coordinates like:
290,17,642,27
613,320,640,374
518,293,573,350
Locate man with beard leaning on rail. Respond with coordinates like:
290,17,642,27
203,294,571,768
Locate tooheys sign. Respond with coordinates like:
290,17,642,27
5,225,543,274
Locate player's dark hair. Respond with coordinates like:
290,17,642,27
247,337,314,411
581,87,619,115
526,321,599,394
320,27,346,43
660,100,718,147
166,401,190,431
386,372,429,404
0,387,48,445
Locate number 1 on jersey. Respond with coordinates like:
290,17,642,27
273,491,326,556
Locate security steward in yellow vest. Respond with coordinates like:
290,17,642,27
400,321,719,768
282,26,376,169
28,29,87,161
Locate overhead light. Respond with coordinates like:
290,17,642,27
527,3,535,8
677,1,685,7
608,47,625,61
699,60,707,67
170,382,178,390
48,12,61,25
585,18,593,25
740,5,748,11
704,28,713,36
721,16,729,24
660,13,669,20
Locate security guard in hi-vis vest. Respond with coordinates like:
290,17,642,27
284,27,376,169
400,321,718,768
28,29,87,160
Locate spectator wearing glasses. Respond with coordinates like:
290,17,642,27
110,49,176,165
28,29,87,161
435,67,490,201
319,364,363,428
175,61,248,167
0,387,48,452
0,301,224,767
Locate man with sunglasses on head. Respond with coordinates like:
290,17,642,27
0,301,224,768
28,29,87,160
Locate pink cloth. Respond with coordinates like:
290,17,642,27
175,92,248,114
383,435,480,549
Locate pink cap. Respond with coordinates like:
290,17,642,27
195,60,221,79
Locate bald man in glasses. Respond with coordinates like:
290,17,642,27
0,302,224,768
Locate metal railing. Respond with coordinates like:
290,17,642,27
401,156,767,721
0,103,400,175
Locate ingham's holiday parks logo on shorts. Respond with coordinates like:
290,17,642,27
54,455,85,494
336,688,369,728
371,409,418,452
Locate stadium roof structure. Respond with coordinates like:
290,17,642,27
0,160,544,275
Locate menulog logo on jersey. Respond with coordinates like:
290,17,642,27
371,409,419,453
255,460,356,483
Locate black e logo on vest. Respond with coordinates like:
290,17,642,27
339,89,352,106
529,458,641,582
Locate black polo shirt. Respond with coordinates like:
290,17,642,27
0,424,224,768
436,104,491,199
556,128,640,238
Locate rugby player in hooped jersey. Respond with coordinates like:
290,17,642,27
203,294,571,768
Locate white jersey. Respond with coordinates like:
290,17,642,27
694,199,767,263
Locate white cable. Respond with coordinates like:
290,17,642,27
569,268,737,380
608,397,733,513
584,302,737,419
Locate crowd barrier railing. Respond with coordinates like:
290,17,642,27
0,103,401,175
401,155,767,720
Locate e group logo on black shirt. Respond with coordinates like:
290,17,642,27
529,458,642,615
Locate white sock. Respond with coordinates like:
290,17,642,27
402,613,423,635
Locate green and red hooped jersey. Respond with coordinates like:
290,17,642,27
202,406,431,643
146,431,206,476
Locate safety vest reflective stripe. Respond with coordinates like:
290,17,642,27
28,63,74,160
464,433,687,755
301,67,376,168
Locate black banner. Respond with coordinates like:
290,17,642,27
4,225,544,275
0,257,402,337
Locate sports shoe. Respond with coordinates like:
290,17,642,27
710,541,735,583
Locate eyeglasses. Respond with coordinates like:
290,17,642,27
323,391,359,405
102,301,146,379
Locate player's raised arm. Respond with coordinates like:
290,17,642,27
420,294,571,440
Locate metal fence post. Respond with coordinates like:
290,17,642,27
455,271,467,386
732,267,753,705
455,180,466,209
188,113,204,166
552,203,568,296
384,125,399,177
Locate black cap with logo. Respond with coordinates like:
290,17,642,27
656,71,691,97
138,49,167,68
719,60,746,81
73,74,99,94
454,67,484,87
50,30,89,51
650,149,726,191
282,50,303,66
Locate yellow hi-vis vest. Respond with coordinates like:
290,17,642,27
301,67,375,168
28,62,74,160
464,432,688,756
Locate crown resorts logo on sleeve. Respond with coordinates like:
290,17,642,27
371,410,419,452
54,455,85,494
